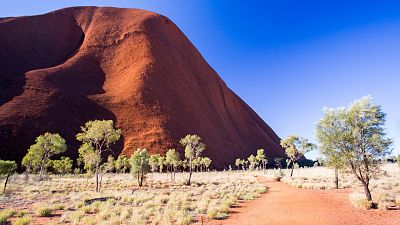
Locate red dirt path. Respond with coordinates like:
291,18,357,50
212,178,399,225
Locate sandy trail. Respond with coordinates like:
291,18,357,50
212,178,399,225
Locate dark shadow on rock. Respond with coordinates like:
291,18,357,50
0,13,84,106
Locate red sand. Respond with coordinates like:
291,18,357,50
212,179,399,225
0,7,285,167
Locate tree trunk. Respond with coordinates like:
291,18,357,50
334,168,339,189
188,171,192,185
290,161,294,177
100,174,103,190
171,166,175,181
95,162,100,192
139,170,144,187
187,160,192,185
362,181,372,201
3,172,10,194
39,163,45,181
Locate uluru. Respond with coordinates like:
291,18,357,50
0,6,285,167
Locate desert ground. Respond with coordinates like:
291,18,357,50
0,164,398,225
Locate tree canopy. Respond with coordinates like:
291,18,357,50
315,96,392,200
280,135,315,177
180,134,205,185
130,148,150,187
22,132,67,180
76,119,121,192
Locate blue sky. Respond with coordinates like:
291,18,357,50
2,1,399,159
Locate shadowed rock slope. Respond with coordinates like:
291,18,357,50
0,7,285,167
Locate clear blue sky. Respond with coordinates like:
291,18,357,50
2,1,399,159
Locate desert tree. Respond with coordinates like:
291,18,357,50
235,158,242,170
192,157,201,172
158,156,165,173
315,97,392,200
51,156,73,176
78,143,98,173
315,108,347,189
23,132,67,180
76,119,121,192
180,134,205,185
285,159,290,169
165,149,181,180
98,155,115,189
274,158,283,171
325,152,345,189
129,148,150,187
21,149,41,174
149,154,161,173
256,149,266,170
0,160,17,194
316,157,324,166
115,155,130,173
201,157,212,171
247,154,257,171
181,159,188,171
280,135,315,177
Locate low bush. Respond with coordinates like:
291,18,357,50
0,209,16,223
34,205,53,217
13,216,31,225
349,192,371,209
273,170,285,181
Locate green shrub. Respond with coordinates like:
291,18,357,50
273,170,285,181
0,209,16,223
15,210,28,218
13,216,31,225
35,206,53,217
53,203,66,210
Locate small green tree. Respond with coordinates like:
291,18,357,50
315,97,392,200
149,154,161,173
192,157,201,172
235,158,242,170
201,157,212,171
165,149,181,180
99,155,115,189
158,156,165,173
256,149,266,170
21,149,41,174
0,160,17,194
247,155,257,171
129,148,150,187
76,120,121,192
180,134,205,185
274,158,283,170
316,157,324,166
280,135,315,177
77,143,98,173
51,157,73,176
23,133,67,180
115,155,130,173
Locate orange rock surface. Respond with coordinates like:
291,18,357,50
0,7,285,167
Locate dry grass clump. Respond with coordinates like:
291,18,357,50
13,216,32,225
0,208,16,223
33,203,54,217
349,192,372,209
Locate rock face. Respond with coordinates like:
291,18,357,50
0,7,285,167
